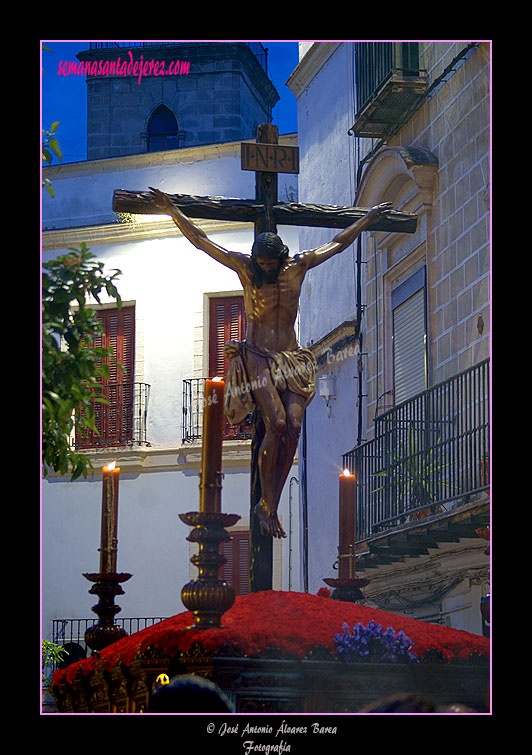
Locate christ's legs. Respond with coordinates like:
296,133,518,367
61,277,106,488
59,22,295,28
244,351,301,538
273,391,305,505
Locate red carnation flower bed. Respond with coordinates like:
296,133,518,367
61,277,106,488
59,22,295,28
53,590,489,686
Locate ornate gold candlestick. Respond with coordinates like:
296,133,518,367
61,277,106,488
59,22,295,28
179,375,241,629
323,545,369,602
325,470,369,602
82,571,132,652
179,511,240,629
83,462,131,652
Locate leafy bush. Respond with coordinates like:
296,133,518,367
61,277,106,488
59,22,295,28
42,243,122,479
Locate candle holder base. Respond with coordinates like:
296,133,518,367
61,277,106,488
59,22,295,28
82,572,132,652
323,577,370,603
179,511,240,629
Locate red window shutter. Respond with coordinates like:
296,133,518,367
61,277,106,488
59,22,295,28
76,306,135,448
236,533,250,596
208,296,246,378
105,307,135,384
219,531,250,596
207,295,250,439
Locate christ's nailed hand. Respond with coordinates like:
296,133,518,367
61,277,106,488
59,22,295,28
148,187,174,213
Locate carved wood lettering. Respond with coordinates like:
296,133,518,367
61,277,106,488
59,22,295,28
241,143,299,174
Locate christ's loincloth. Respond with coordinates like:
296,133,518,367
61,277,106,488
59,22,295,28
223,340,316,425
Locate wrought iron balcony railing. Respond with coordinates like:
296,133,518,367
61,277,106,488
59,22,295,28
75,382,150,449
182,377,252,443
351,41,428,138
343,359,489,541
46,617,167,679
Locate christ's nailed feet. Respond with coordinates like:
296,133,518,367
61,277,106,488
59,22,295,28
254,499,287,539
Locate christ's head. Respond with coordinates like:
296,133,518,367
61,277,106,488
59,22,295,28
251,232,289,286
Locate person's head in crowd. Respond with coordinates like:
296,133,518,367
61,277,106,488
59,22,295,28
148,674,234,713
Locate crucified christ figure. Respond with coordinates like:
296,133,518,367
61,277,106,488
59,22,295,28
149,187,392,538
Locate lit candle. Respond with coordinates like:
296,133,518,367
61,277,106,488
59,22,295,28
338,469,356,579
199,377,225,513
100,461,120,573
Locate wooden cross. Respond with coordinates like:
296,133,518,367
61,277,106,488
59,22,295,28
112,124,417,593
112,126,416,235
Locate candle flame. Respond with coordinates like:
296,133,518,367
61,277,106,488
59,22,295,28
107,461,116,471
343,468,352,477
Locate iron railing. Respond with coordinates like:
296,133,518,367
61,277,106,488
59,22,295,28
75,382,150,449
343,359,490,541
88,42,268,73
46,617,166,677
354,41,425,115
182,377,252,443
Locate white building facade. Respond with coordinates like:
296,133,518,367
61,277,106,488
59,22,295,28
42,136,301,647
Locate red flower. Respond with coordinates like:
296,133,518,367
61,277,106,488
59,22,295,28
52,591,489,686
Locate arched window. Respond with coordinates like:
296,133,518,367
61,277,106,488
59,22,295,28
147,105,179,151
354,145,438,427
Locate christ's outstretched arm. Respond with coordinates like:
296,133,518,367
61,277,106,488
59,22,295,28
148,187,247,273
300,202,393,270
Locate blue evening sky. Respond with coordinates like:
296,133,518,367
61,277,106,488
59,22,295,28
41,40,300,165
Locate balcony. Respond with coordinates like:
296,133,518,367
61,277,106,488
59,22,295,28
46,617,167,680
343,360,489,566
75,382,150,449
351,42,428,138
182,378,252,443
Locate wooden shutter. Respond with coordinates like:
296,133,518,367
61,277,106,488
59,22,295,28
392,270,426,405
208,295,250,438
77,306,135,448
219,531,250,595
209,296,246,378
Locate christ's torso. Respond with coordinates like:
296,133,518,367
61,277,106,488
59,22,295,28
239,256,306,353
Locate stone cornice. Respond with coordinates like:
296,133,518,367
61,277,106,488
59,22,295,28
307,320,358,364
286,42,342,98
42,133,298,181
42,134,298,248
41,218,255,250
43,440,253,478
43,440,299,478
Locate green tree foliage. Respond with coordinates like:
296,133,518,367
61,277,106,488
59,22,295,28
42,121,62,196
42,243,122,480
42,640,69,685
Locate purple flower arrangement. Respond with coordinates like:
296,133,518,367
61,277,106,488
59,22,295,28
334,619,419,664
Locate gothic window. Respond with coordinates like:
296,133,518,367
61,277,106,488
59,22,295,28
147,105,179,152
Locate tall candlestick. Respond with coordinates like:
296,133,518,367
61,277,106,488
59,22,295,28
338,469,356,579
199,377,225,513
100,462,120,573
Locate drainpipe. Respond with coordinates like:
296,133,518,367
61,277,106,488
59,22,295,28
355,235,364,447
301,412,309,592
288,476,299,591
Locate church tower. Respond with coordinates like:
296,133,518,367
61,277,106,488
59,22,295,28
76,42,280,160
